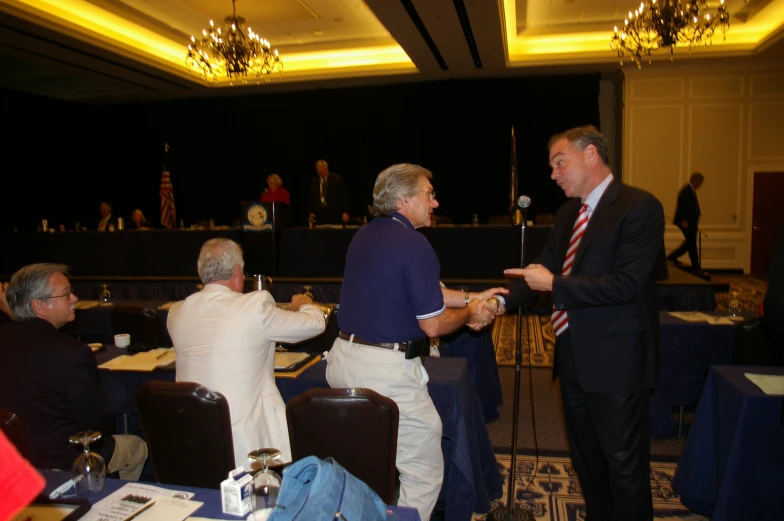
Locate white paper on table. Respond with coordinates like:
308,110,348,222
131,495,203,521
81,483,194,521
706,317,734,325
745,373,784,395
667,311,715,322
98,349,176,371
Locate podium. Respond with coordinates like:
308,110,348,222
240,201,290,276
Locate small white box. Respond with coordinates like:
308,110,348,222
221,467,255,516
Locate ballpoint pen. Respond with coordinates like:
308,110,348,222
123,500,156,521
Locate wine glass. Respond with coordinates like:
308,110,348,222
302,285,313,299
99,284,112,303
248,448,282,514
728,292,742,316
69,430,106,499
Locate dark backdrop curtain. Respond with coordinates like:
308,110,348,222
0,74,600,230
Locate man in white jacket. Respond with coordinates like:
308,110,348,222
168,238,325,466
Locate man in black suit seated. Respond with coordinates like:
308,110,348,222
667,172,704,271
0,263,147,477
127,209,153,230
97,201,118,231
307,159,350,225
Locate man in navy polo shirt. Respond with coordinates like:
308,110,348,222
326,163,502,521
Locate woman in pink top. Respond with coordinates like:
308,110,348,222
260,173,290,205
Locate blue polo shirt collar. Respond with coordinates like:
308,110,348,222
390,211,414,230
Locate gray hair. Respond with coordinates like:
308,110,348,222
548,125,610,167
369,164,433,217
197,238,244,284
266,173,283,188
7,263,69,320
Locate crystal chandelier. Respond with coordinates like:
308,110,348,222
611,0,730,68
186,0,282,81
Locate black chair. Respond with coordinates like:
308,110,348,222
286,388,399,504
0,408,32,460
135,381,235,489
110,304,162,351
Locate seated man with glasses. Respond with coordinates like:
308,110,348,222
0,263,148,478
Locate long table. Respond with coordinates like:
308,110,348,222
650,311,754,438
0,224,551,279
95,347,502,521
40,469,420,520
672,366,784,521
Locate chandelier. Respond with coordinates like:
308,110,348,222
186,0,282,81
611,0,730,68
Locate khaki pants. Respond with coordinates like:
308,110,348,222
108,434,148,481
326,337,443,521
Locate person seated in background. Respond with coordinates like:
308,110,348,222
0,263,148,478
167,238,326,466
0,281,11,325
260,173,290,205
127,209,153,230
97,202,117,231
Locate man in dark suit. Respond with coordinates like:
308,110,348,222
503,126,664,521
97,201,118,231
667,172,704,270
307,159,350,225
0,263,147,477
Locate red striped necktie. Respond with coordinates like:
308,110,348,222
551,203,588,337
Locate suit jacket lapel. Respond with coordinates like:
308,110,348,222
572,179,620,270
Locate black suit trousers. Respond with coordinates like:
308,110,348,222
557,332,653,521
668,224,699,269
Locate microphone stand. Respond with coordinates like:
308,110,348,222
488,216,533,521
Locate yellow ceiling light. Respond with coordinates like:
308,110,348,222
4,0,415,86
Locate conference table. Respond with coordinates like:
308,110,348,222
39,469,420,520
94,345,502,521
650,311,755,438
672,366,784,521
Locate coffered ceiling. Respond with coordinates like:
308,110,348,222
1,0,783,103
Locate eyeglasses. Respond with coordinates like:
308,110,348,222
420,190,436,200
40,289,73,299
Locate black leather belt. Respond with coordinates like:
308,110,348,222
338,331,405,350
338,331,429,360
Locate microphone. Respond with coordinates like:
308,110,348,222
517,195,531,210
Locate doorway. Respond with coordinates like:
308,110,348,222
751,172,784,278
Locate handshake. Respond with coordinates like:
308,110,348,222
463,287,508,332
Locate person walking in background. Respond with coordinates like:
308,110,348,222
260,173,290,205
667,172,704,272
503,126,664,521
307,159,349,225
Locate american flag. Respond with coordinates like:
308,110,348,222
160,168,176,229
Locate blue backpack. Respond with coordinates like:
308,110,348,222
269,456,388,521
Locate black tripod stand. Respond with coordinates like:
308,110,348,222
487,197,534,521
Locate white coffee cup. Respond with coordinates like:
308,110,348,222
114,334,131,348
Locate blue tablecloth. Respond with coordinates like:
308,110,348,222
672,366,784,521
39,469,419,520
650,312,751,437
97,352,501,521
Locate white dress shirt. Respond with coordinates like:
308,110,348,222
167,284,325,465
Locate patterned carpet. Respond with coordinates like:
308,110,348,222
471,455,707,521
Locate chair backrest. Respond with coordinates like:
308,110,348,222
111,304,162,350
135,381,235,488
286,388,399,504
0,408,32,460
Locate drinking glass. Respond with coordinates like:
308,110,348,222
728,292,742,316
302,285,313,299
69,430,106,499
248,448,282,514
99,284,112,303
